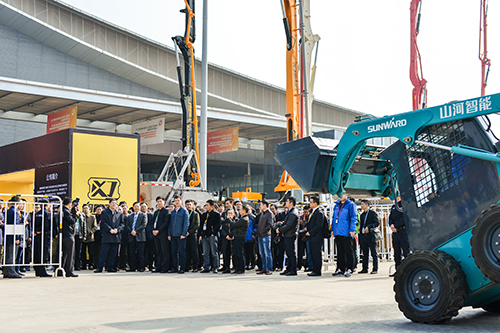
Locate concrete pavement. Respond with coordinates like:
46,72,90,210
1,261,499,332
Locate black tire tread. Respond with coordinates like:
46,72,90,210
394,250,467,324
470,204,500,285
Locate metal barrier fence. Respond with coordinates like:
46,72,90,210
321,202,395,271
0,194,64,278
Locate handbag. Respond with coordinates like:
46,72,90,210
370,227,383,242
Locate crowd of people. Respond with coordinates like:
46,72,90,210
0,193,410,279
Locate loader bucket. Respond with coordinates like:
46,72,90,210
275,136,338,193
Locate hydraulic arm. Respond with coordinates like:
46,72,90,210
410,0,427,110
172,0,200,187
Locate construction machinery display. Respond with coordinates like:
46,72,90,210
140,0,211,206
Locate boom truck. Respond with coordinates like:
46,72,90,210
274,0,320,198
276,94,500,323
140,0,212,206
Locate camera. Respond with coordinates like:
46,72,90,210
297,229,308,241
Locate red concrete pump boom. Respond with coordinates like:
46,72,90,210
410,0,427,110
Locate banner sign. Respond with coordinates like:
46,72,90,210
71,132,138,212
131,118,165,145
34,163,69,198
47,106,77,134
207,127,239,155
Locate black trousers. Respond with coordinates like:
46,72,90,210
244,241,255,267
145,238,156,270
74,237,83,269
186,234,199,270
359,233,378,272
335,235,354,272
128,238,145,271
283,236,297,273
119,239,128,269
34,234,48,276
309,240,323,275
297,238,307,270
154,237,171,272
232,238,245,273
273,238,285,270
393,228,410,268
221,237,232,269
82,242,94,269
352,237,358,267
98,243,119,271
62,236,75,276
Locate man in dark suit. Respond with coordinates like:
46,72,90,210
33,201,52,277
125,202,147,272
305,195,324,276
61,197,78,277
142,202,156,271
152,196,171,273
276,197,299,276
95,199,124,273
358,199,380,274
198,200,221,273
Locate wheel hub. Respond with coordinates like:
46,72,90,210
409,269,440,306
489,225,500,262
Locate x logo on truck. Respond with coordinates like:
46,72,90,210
87,177,121,200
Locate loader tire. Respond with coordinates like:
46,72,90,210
471,205,500,285
394,250,467,324
482,299,500,313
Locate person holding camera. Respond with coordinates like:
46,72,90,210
72,198,86,271
61,197,78,277
227,204,250,275
276,197,299,276
358,199,380,274
305,196,325,277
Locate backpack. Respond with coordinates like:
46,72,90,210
322,214,332,239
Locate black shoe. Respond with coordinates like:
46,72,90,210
168,269,178,273
200,269,210,273
235,271,245,275
213,269,218,273
67,274,78,278
307,272,321,277
107,269,117,273
160,270,169,273
94,269,103,273
304,268,313,272
192,268,199,273
4,274,22,278
371,271,378,274
285,271,297,276
178,270,185,274
358,270,368,274
138,269,145,272
222,269,231,274
332,269,343,276
126,269,136,272
151,269,161,273
19,268,26,273
280,271,289,276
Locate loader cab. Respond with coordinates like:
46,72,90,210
381,118,500,250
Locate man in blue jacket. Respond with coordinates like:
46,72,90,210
168,195,189,274
332,193,357,277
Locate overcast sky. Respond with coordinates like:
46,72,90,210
63,0,500,131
